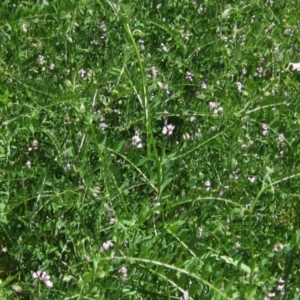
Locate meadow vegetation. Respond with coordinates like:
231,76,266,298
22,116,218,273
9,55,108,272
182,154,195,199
1,0,300,299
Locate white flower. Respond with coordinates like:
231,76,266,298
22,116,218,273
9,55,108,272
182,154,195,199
109,218,116,225
32,270,53,288
64,163,71,171
262,123,269,135
163,124,175,135
131,132,142,148
101,240,114,251
190,116,196,123
243,203,251,211
235,241,241,248
78,68,87,79
287,62,300,71
180,290,189,300
277,285,285,291
182,133,190,140
204,180,211,187
26,161,31,168
278,133,285,143
256,66,264,77
32,140,38,149
100,21,107,32
248,176,256,183
204,180,211,191
236,82,242,92
151,66,158,78
118,266,128,277
265,291,276,299
209,102,217,109
163,84,170,94
208,102,223,114
21,23,29,32
198,6,205,14
98,116,107,131
38,55,45,65
230,171,239,180
196,227,204,238
161,43,167,52
139,39,145,51
284,28,293,35
185,71,194,81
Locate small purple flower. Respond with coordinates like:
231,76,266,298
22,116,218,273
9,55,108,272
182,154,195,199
32,270,53,288
101,240,114,251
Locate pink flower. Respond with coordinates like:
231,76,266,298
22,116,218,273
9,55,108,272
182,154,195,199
32,270,53,288
101,240,114,251
162,124,175,135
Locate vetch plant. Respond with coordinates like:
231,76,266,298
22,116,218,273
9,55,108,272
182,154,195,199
1,0,300,299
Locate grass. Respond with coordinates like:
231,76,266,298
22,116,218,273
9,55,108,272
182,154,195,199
1,0,300,299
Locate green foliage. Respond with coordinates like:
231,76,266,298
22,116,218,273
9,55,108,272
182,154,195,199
1,0,300,299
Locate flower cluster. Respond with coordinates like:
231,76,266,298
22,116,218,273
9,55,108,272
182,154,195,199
209,102,223,114
185,71,194,81
78,68,88,80
138,39,145,51
131,132,142,148
100,21,108,41
28,139,38,151
264,278,285,299
100,240,113,252
262,123,269,135
38,55,45,65
98,116,107,131
151,66,158,78
163,123,175,135
32,270,53,288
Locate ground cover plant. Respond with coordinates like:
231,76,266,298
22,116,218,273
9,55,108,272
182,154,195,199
1,0,300,299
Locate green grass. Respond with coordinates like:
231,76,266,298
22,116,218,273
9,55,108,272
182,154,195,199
1,0,300,299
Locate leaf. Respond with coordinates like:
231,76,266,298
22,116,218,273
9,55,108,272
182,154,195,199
240,263,251,274
0,275,16,289
161,176,173,192
137,157,148,167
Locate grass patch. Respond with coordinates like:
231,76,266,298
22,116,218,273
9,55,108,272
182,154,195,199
1,0,300,299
